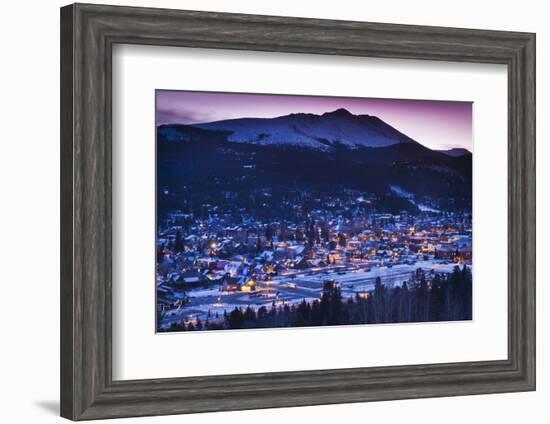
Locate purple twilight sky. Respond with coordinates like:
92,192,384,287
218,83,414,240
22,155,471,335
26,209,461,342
156,90,472,151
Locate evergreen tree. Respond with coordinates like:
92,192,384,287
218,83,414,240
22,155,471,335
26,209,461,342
257,306,268,320
372,277,385,323
321,225,330,243
256,237,262,252
265,226,273,241
174,231,184,251
338,233,347,248
228,307,245,329
244,306,257,324
310,300,322,326
461,265,473,320
157,243,165,263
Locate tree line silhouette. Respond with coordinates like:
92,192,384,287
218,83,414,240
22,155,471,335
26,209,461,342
163,265,472,332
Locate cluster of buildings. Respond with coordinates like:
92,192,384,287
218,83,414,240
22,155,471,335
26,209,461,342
156,194,472,315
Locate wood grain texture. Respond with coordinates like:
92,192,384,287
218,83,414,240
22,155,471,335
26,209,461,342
60,4,75,419
60,3,536,420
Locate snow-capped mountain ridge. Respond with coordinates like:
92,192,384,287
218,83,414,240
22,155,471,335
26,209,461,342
157,111,473,213
190,108,418,150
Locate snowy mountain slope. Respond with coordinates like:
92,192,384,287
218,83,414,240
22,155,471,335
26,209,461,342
191,108,418,150
157,109,473,214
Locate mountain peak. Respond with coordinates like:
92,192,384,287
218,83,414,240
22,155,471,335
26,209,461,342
323,108,353,117
190,107,419,150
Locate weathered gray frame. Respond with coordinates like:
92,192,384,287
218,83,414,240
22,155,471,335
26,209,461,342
60,3,536,421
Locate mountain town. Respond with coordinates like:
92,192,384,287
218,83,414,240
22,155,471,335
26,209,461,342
156,107,473,332
157,189,472,331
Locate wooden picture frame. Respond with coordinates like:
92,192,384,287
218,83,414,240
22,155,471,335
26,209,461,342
60,3,535,420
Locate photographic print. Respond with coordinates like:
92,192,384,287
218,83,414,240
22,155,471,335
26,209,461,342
156,90,473,333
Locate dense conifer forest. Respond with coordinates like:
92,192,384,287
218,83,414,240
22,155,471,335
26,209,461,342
160,265,472,332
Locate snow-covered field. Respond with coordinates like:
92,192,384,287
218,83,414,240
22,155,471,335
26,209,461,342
160,261,469,329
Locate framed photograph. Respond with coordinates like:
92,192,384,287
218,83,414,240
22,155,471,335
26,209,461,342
154,89,475,333
60,3,536,420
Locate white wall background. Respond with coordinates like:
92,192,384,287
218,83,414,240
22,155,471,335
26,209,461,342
0,0,545,423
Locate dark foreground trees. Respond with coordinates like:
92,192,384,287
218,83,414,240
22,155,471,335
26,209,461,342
163,265,472,332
